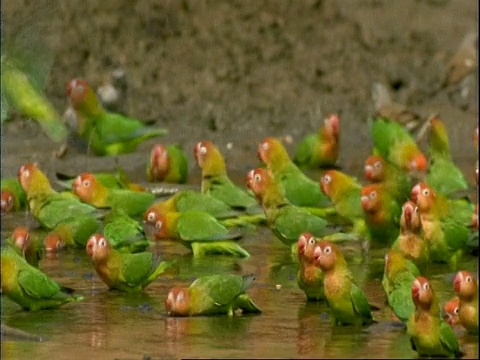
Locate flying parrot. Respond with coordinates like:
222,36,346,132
391,200,429,272
65,78,168,156
426,116,468,197
1,177,27,213
17,163,100,230
1,246,83,311
147,144,188,184
86,233,175,293
382,249,420,323
293,113,340,169
453,270,478,334
246,168,328,254
257,137,331,207
443,296,460,327
7,226,44,268
313,240,375,325
407,276,463,358
194,140,260,213
370,117,427,173
72,172,156,218
411,182,471,267
296,233,325,301
320,170,367,236
364,154,411,204
360,183,401,246
164,273,262,316
142,207,250,257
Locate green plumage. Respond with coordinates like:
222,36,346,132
169,190,242,219
50,215,102,248
102,188,156,218
1,247,83,311
1,178,27,212
186,274,262,316
103,210,151,253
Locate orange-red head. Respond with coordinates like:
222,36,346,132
148,144,170,181
411,276,434,307
143,207,168,240
72,173,98,203
1,190,15,213
165,287,190,316
297,232,317,260
313,240,341,272
12,226,30,252
86,233,111,261
407,153,428,173
17,163,39,192
44,233,65,253
443,296,460,326
324,113,340,138
364,155,385,182
360,184,382,213
245,168,272,202
411,182,435,212
453,270,477,298
66,78,95,108
194,140,225,175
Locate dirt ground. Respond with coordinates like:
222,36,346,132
1,0,477,182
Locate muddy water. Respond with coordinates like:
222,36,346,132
1,166,478,360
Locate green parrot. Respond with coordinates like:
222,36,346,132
66,78,168,156
246,168,328,254
412,182,472,267
143,207,250,257
18,163,100,230
147,144,188,184
1,177,27,213
7,226,44,268
86,233,175,293
370,117,427,173
364,154,411,205
382,249,419,323
313,240,375,325
164,274,262,316
257,137,331,207
194,140,261,213
453,270,478,334
293,113,340,169
391,200,429,272
72,172,156,218
426,116,468,197
407,276,463,358
1,246,83,311
320,169,367,236
360,183,401,246
296,233,325,301
1,50,68,142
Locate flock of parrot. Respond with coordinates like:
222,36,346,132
1,62,479,357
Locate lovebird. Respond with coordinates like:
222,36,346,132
360,183,401,246
8,226,43,268
370,117,427,173
296,233,325,301
313,240,375,325
1,246,83,311
257,137,331,207
86,233,174,293
17,163,99,230
320,170,367,236
364,154,411,204
72,172,156,218
246,168,328,254
293,113,340,169
143,207,250,257
164,273,262,316
194,140,259,212
411,182,471,267
453,270,478,334
66,78,168,156
382,249,419,324
443,296,460,327
147,144,188,183
1,52,68,142
391,200,429,272
1,177,27,213
407,276,463,358
426,116,468,197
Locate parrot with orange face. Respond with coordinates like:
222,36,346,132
165,274,261,317
443,296,460,327
86,233,174,293
1,178,27,213
293,113,340,169
66,78,167,156
360,183,401,246
257,137,330,207
313,241,374,326
407,276,463,358
72,172,156,218
453,270,478,334
7,226,43,268
146,144,188,184
370,117,427,173
296,233,325,301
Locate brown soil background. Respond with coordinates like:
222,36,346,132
1,0,478,182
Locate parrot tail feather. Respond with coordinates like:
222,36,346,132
237,294,262,314
190,241,250,258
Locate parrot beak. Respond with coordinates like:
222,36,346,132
453,273,462,293
360,195,369,210
86,238,95,257
411,184,421,203
313,245,321,262
364,165,373,181
412,279,421,300
409,154,427,172
143,221,157,240
245,170,254,190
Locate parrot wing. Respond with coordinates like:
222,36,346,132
176,190,241,219
177,211,235,241
193,274,246,306
17,265,62,299
120,252,156,286
426,157,468,196
274,206,327,244
389,279,416,323
293,133,317,166
439,321,462,356
38,195,99,229
107,189,155,217
205,175,258,209
166,145,188,183
350,283,373,320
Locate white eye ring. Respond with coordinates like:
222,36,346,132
308,238,315,245
466,276,472,282
324,246,331,254
323,175,331,184
147,212,156,222
199,146,207,155
369,191,377,200
374,161,382,169
422,189,430,196
423,282,430,290
22,169,30,178
261,142,269,151
99,237,107,247
453,307,459,315
254,173,261,182
155,220,162,230
83,180,90,187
